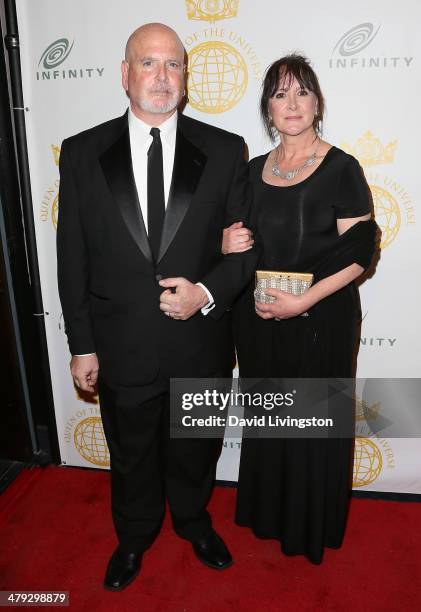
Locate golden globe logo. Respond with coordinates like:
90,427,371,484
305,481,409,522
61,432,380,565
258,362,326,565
353,437,383,487
185,28,261,114
40,145,60,229
367,176,414,248
353,435,396,488
188,41,247,113
74,416,110,467
186,0,239,23
63,405,110,468
341,132,415,248
369,184,400,249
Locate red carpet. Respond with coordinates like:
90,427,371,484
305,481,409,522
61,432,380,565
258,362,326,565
0,466,420,611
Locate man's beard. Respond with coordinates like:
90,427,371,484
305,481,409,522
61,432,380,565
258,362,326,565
137,86,182,114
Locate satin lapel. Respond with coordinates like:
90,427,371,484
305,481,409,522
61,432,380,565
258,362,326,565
157,129,207,263
99,124,153,264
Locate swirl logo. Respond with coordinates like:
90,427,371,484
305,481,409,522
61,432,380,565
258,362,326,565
38,38,74,69
332,23,380,57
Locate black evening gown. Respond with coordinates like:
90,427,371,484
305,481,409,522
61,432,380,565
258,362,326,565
234,147,371,564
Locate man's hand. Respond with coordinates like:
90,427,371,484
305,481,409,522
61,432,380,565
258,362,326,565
70,354,99,392
159,278,208,320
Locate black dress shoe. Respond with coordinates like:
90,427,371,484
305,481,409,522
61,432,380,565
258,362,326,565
103,549,142,591
192,530,233,570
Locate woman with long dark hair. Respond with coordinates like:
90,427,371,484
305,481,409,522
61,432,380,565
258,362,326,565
222,54,378,564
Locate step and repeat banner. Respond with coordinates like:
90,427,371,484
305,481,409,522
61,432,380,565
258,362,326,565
16,0,421,492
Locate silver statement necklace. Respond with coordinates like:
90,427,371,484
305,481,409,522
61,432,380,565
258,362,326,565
272,139,320,180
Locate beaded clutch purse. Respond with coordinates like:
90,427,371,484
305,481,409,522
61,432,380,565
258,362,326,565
254,270,314,304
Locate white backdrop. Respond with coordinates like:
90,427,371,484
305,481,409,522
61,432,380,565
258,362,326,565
15,0,421,492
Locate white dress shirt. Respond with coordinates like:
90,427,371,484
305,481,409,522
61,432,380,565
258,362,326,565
128,107,176,228
75,109,214,357
128,108,214,313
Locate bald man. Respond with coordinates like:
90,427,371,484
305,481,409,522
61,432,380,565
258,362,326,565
57,23,258,590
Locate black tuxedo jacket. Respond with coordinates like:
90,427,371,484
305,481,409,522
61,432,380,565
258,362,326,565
57,111,258,386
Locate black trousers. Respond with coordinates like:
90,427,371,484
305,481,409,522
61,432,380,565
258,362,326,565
99,371,229,553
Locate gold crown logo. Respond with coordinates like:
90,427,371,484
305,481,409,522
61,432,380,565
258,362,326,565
341,131,397,167
51,144,61,166
186,0,239,22
355,396,381,421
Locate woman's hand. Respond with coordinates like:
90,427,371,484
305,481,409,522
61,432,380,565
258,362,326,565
255,289,311,320
222,221,254,255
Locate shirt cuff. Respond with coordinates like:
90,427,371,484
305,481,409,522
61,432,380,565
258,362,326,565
74,353,95,357
196,282,215,316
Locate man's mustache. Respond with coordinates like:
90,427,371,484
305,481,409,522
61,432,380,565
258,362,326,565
148,86,175,94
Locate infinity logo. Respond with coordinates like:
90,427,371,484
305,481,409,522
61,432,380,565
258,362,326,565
332,23,380,57
38,38,74,69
